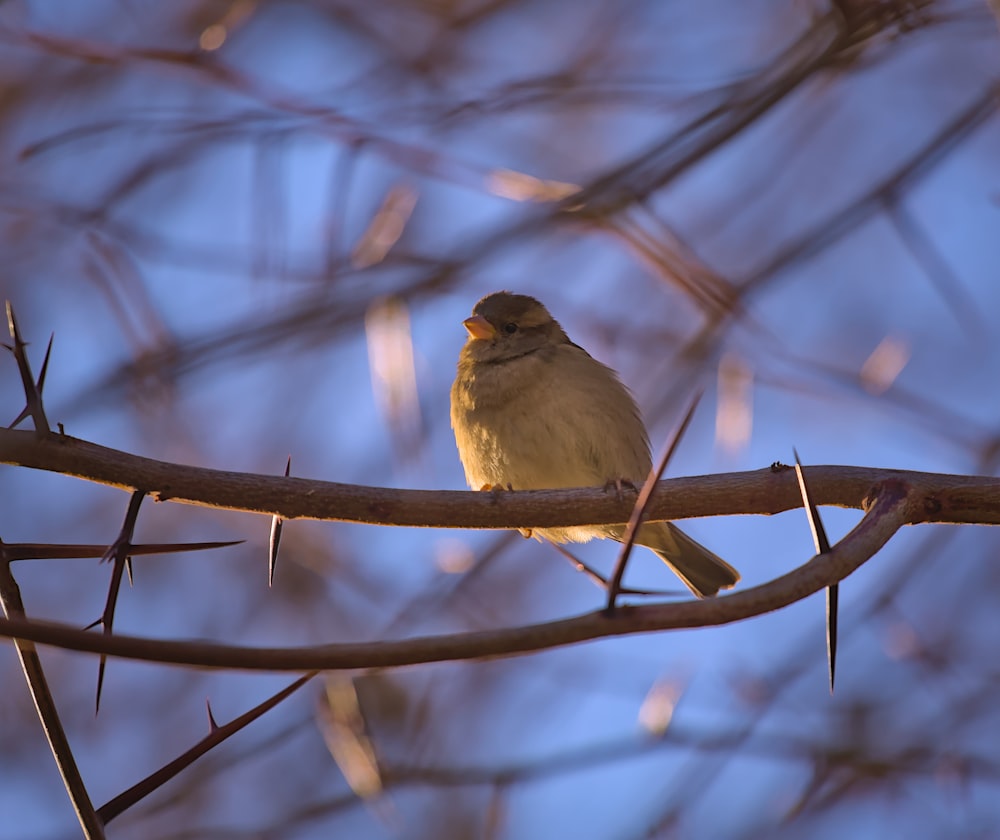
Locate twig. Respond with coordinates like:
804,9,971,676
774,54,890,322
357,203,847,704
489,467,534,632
98,672,316,824
546,541,679,597
0,545,104,838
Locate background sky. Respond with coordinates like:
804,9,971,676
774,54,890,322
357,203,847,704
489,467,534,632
2,1,1000,838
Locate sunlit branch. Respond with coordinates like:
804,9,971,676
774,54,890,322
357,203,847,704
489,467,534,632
0,482,913,672
1,428,998,529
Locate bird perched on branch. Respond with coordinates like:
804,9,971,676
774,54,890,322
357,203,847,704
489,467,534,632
450,291,739,598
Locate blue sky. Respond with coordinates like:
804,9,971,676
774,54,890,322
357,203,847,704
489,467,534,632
1,2,999,838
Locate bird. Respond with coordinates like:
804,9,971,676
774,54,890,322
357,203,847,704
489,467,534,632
450,291,739,598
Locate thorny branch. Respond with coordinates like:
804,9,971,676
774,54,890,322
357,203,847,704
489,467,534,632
0,549,105,839
0,481,915,671
97,673,317,824
1,427,999,528
0,5,997,836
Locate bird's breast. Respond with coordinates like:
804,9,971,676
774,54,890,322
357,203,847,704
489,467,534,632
451,349,651,491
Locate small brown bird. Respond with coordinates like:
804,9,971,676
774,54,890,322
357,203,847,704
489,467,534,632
450,291,739,597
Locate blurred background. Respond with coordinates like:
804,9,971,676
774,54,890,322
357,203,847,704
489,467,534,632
1,1,1000,838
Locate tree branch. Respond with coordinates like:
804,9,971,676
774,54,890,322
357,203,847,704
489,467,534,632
0,555,104,838
2,428,999,528
0,481,913,671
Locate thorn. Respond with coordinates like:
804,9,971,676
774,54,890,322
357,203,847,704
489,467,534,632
206,699,219,732
269,456,291,587
793,448,838,694
827,583,839,694
606,390,703,611
792,449,831,553
37,333,53,394
94,491,146,713
7,406,29,429
2,538,243,561
96,657,107,715
268,516,282,588
6,301,51,435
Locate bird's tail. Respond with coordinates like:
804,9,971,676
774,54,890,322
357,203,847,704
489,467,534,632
630,521,740,598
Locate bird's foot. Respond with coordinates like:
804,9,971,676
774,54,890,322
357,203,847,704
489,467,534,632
478,482,514,493
603,478,638,502
477,483,530,536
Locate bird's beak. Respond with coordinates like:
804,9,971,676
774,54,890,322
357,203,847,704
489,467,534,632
463,315,496,340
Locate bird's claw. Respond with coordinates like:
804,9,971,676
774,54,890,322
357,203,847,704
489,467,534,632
478,483,514,491
603,478,638,502
479,483,515,504
478,483,528,534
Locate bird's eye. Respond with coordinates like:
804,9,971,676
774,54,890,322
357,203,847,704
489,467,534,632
503,323,518,334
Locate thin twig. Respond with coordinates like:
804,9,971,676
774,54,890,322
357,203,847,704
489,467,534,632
546,541,680,598
98,672,317,824
0,545,104,838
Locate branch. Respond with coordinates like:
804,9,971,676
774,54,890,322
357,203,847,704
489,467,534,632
98,673,316,824
0,553,104,838
0,482,913,671
1,428,999,527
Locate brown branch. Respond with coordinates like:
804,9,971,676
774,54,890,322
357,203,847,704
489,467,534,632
0,482,912,672
98,672,317,824
0,553,105,839
1,428,999,528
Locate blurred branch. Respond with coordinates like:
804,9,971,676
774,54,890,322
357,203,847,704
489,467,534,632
19,28,484,189
1,428,998,527
739,78,999,294
564,2,933,218
0,482,926,671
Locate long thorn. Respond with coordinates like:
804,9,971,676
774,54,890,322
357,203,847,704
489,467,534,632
269,455,292,587
606,391,702,610
5,302,51,435
793,448,837,694
95,491,146,713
